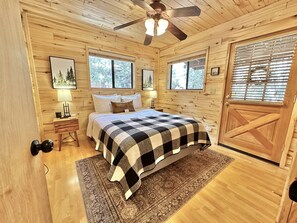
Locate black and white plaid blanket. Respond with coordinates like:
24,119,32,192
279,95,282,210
98,113,211,199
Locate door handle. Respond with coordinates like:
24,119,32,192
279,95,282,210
31,139,54,156
225,102,230,107
289,180,297,202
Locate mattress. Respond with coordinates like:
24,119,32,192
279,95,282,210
87,109,211,199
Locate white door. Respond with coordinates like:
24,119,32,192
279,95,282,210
0,0,52,222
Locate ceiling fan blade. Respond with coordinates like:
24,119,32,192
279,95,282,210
131,0,154,11
167,22,187,41
113,18,146,31
166,6,201,17
144,35,153,45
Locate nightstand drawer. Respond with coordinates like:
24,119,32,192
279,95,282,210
54,119,79,134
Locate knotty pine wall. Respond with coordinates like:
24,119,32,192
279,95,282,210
158,0,297,167
285,121,297,168
23,13,159,143
22,0,297,167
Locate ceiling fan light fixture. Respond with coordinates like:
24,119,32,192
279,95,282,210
157,27,166,36
146,29,154,36
158,18,168,30
145,18,155,36
113,1,201,45
156,18,168,36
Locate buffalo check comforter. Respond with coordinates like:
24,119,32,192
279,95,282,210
98,112,211,199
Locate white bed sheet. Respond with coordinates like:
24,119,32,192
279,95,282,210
87,109,163,145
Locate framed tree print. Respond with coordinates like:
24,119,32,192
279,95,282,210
50,56,77,89
142,69,154,90
211,67,220,76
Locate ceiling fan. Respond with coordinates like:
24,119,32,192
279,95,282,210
113,0,201,46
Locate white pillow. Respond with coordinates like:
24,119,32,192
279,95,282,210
121,93,142,109
92,94,121,113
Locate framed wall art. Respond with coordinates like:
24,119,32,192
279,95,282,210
50,56,77,89
211,67,220,76
142,69,154,90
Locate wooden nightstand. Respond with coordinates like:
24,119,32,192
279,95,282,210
154,108,163,112
53,116,80,151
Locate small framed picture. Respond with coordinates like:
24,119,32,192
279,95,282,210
211,67,220,76
50,56,77,89
142,69,154,90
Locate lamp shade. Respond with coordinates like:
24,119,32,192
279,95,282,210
58,89,72,102
150,90,157,99
157,27,166,36
158,19,168,29
145,18,155,36
157,19,168,36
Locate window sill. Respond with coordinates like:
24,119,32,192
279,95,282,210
90,88,135,90
228,100,284,107
166,89,205,93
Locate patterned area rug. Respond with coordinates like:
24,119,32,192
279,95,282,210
76,149,233,223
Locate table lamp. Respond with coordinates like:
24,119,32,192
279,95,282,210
58,89,72,118
150,90,157,109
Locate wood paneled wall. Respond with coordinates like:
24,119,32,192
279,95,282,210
158,0,297,166
158,0,297,141
22,13,159,142
22,0,297,167
284,120,297,168
277,117,297,222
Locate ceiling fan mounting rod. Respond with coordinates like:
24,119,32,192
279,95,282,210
153,13,161,20
150,0,166,12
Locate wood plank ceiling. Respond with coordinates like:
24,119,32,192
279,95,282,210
21,0,280,48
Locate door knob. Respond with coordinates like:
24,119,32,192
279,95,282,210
31,139,54,156
289,180,297,202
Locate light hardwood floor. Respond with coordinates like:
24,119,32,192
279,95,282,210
42,138,287,223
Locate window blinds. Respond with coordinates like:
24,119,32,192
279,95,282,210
230,34,297,102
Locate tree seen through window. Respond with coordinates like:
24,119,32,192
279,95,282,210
89,55,133,89
170,57,206,90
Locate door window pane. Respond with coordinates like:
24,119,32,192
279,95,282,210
230,34,297,102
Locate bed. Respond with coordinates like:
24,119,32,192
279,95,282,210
87,108,211,199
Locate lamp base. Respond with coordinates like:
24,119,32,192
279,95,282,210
63,102,71,118
151,98,155,109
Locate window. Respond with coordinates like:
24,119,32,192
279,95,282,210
230,34,297,102
89,54,133,89
169,56,206,90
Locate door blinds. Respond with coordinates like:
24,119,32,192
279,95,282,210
230,34,297,102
